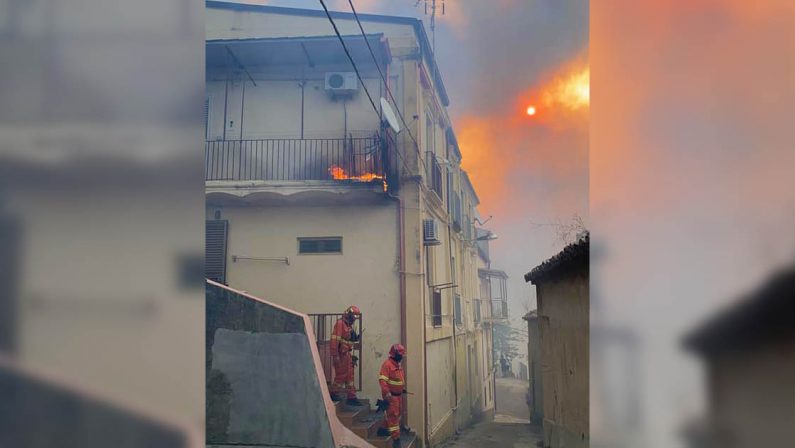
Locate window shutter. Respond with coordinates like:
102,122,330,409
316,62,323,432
454,294,462,326
205,220,228,283
432,290,442,327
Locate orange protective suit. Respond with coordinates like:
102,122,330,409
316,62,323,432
378,357,405,440
330,317,357,399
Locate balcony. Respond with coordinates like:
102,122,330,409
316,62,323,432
491,299,509,320
426,151,444,200
450,192,462,232
205,135,397,191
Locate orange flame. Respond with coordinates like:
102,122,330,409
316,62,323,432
541,66,589,111
328,165,387,191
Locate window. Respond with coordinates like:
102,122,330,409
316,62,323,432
432,290,442,327
451,255,456,285
474,299,481,323
425,246,434,286
298,237,342,254
205,220,228,283
425,112,434,154
454,294,462,326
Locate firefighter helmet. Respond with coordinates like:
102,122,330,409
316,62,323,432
345,305,361,316
389,344,406,358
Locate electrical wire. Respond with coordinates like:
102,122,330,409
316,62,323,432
320,0,435,197
318,0,380,118
346,0,426,173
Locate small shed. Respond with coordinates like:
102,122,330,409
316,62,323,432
525,232,589,448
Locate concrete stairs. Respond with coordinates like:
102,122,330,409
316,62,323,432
333,399,418,448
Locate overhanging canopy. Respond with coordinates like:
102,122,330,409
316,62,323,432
206,34,391,71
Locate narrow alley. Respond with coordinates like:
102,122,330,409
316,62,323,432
441,378,543,448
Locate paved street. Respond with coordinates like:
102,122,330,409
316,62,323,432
441,378,542,447
495,377,532,422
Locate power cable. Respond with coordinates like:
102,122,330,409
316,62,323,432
318,0,380,118
320,0,434,195
346,0,425,173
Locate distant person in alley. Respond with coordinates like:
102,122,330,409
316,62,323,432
330,305,362,405
377,344,406,447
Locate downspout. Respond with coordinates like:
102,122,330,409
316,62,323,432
386,192,407,359
386,181,407,435
300,79,306,139
492,322,497,412
239,76,246,140
222,68,229,141
424,295,430,447
446,166,459,430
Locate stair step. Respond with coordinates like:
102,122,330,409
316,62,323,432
336,408,363,426
366,435,393,448
350,417,380,439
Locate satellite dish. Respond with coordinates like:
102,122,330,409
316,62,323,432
380,97,401,133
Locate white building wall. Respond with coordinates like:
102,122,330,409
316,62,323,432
207,202,401,402
206,76,384,141
205,5,494,444
426,337,455,431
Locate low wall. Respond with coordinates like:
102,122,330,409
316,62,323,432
206,280,371,448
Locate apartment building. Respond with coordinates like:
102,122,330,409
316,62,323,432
204,2,508,445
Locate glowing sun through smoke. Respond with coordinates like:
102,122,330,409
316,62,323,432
521,64,589,123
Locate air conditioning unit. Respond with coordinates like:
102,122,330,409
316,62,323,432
325,72,358,94
423,218,442,246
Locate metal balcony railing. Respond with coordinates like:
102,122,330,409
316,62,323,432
451,192,462,231
491,299,509,320
307,313,363,392
206,136,388,185
426,151,444,200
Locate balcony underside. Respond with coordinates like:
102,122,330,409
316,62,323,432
206,180,390,206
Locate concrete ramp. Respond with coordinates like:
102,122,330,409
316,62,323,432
206,280,372,448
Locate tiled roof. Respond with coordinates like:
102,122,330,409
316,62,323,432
524,231,589,284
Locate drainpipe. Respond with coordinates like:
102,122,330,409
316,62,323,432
446,177,459,430
424,304,430,447
239,76,246,140
222,70,229,141
386,188,408,433
491,322,497,413
300,78,306,139
386,191,407,357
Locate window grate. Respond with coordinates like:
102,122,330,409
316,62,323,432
298,237,342,254
205,220,228,283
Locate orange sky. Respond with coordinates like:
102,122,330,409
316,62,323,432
457,58,590,220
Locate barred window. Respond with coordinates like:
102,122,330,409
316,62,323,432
298,237,342,254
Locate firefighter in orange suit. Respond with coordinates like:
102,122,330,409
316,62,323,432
330,305,362,405
377,344,406,447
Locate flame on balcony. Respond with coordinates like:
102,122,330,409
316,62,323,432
328,165,387,192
